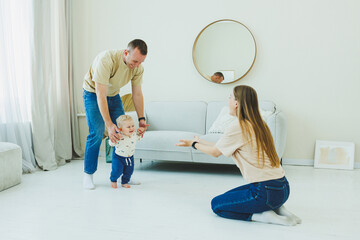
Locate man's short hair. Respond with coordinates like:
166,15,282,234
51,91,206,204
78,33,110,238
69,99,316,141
128,39,148,55
214,72,224,79
116,115,133,127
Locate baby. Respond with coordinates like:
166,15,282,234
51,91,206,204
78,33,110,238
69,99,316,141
108,115,144,189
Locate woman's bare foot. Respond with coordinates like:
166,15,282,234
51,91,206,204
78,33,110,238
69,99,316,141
111,182,117,189
122,183,131,188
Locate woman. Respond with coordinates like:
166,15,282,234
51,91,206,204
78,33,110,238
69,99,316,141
176,85,301,226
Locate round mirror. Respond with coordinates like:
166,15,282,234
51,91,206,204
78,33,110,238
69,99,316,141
192,19,257,84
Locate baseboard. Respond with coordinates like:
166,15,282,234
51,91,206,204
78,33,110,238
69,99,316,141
282,158,360,169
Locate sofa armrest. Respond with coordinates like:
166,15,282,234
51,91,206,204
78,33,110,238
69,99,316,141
266,111,287,159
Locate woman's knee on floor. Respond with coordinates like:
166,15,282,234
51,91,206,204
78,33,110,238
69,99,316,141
211,195,222,213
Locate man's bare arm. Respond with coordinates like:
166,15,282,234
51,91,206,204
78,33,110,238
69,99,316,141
132,85,149,132
131,85,144,119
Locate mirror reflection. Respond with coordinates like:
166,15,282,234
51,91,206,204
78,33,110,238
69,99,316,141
193,19,257,84
210,72,225,84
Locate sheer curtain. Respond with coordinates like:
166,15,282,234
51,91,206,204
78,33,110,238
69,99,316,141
67,0,83,158
0,0,36,172
30,0,74,170
0,0,82,172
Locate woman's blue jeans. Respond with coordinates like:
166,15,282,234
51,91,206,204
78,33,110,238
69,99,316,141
211,177,290,221
83,89,125,174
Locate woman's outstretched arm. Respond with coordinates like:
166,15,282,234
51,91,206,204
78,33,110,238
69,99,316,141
176,137,222,158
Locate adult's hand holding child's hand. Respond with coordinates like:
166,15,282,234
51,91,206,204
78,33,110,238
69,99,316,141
139,119,149,131
108,123,122,143
138,120,149,137
137,127,146,137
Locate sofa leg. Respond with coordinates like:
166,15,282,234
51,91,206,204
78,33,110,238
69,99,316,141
280,158,283,166
140,158,142,163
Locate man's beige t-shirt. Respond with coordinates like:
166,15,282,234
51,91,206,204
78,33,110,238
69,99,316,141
216,119,285,183
83,50,143,96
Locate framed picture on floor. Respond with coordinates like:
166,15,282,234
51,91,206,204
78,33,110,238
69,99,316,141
314,140,355,170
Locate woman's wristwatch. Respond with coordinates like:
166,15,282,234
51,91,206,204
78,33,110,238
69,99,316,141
138,117,146,122
192,141,198,150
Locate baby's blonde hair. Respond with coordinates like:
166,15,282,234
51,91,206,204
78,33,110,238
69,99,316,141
116,115,133,128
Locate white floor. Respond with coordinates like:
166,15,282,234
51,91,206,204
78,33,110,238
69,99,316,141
0,159,359,240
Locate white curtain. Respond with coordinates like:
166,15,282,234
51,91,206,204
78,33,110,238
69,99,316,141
66,0,83,158
0,0,36,173
30,0,73,170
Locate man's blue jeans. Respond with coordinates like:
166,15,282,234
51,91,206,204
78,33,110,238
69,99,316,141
211,177,290,221
83,89,125,174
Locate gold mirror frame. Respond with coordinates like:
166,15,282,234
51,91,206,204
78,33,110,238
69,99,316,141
192,19,257,84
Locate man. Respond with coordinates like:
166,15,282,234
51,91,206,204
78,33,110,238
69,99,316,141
210,72,224,84
82,39,148,189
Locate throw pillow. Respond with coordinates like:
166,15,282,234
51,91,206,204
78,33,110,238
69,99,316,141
208,107,274,134
208,107,236,134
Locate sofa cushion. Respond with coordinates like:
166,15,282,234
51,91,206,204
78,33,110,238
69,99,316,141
136,131,200,152
145,101,207,134
135,149,193,162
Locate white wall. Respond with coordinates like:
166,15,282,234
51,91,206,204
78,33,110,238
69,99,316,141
72,0,360,163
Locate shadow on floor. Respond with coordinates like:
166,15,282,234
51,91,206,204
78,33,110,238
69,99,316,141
136,160,241,176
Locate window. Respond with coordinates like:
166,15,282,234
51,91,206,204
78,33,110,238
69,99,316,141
0,0,32,123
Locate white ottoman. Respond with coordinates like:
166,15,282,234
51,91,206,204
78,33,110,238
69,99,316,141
0,142,22,191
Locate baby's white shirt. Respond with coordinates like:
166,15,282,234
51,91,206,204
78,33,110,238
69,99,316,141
109,132,142,157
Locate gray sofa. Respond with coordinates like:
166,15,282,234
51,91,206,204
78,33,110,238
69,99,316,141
135,101,287,165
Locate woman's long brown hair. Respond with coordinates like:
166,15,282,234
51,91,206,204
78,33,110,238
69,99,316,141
233,85,280,168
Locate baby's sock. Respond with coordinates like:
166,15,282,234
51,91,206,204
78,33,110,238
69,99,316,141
252,210,296,226
83,173,95,190
275,206,302,224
